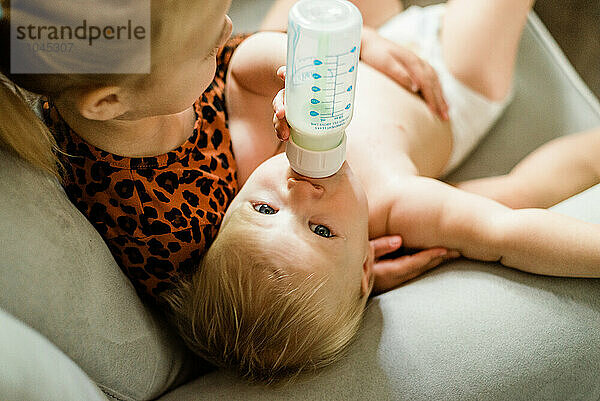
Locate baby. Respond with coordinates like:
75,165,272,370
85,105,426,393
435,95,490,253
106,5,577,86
163,0,600,384
1,0,444,302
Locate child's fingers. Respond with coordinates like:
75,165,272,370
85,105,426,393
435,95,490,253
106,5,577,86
401,55,447,120
372,247,459,295
391,50,420,93
395,67,418,94
385,61,416,94
371,235,403,259
428,69,449,120
416,66,442,119
435,85,450,120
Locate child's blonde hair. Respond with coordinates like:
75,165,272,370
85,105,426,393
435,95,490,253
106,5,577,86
0,76,60,177
163,210,368,384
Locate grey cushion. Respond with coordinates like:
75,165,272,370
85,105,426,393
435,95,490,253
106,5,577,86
1,2,599,401
0,150,197,400
0,308,108,401
158,8,600,401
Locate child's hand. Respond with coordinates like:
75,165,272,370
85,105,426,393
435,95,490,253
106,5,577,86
360,26,449,121
370,235,460,296
272,66,290,141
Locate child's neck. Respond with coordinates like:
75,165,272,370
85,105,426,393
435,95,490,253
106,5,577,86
55,104,196,158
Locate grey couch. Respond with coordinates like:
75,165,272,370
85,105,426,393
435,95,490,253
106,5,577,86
2,2,600,400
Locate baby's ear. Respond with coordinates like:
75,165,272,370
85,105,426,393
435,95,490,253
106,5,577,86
75,86,129,121
361,243,375,297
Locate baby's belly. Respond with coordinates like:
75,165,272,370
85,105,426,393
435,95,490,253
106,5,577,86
346,63,453,184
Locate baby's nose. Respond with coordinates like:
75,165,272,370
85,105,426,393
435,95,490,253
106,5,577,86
287,178,324,199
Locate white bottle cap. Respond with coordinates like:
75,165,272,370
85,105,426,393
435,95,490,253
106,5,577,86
285,131,347,178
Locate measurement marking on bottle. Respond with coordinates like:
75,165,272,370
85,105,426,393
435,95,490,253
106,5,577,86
331,54,339,117
297,47,358,122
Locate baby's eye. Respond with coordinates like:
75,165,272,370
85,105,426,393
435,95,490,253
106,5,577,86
310,223,334,238
253,203,277,215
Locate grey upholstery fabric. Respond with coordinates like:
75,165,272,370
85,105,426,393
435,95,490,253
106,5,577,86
0,308,108,401
0,151,197,401
1,1,599,400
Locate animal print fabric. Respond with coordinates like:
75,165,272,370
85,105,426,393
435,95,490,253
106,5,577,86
45,36,247,302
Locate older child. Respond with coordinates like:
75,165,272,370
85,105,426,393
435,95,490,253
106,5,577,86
164,0,600,384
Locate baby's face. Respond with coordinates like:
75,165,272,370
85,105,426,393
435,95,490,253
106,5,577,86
222,153,373,297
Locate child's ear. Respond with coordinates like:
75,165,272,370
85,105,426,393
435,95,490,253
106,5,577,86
361,242,375,297
76,86,129,121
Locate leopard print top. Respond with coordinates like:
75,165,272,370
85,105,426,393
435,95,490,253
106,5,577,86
44,36,246,302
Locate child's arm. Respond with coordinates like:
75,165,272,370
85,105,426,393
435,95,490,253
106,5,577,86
260,0,448,120
456,127,600,208
262,0,402,31
384,175,600,278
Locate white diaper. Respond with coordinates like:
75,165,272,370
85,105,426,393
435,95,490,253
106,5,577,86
378,4,513,175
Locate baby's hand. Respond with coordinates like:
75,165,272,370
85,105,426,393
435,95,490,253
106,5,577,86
360,26,449,120
272,66,290,141
370,235,460,295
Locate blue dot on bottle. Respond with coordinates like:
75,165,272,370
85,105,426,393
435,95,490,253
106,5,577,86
311,98,320,104
312,86,321,92
345,103,351,109
347,85,353,91
350,46,357,53
313,59,323,65
349,66,355,72
312,73,321,79
310,111,319,116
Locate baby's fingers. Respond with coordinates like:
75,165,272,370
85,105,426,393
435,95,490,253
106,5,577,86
272,89,289,141
272,89,286,119
277,65,286,81
273,114,290,141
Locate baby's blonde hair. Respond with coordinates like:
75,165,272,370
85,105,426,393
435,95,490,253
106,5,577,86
163,212,367,384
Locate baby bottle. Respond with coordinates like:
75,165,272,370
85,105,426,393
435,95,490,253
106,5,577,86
285,0,362,178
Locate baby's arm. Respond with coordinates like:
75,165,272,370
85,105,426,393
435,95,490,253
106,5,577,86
456,127,600,208
226,32,289,184
228,32,287,99
384,175,600,277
